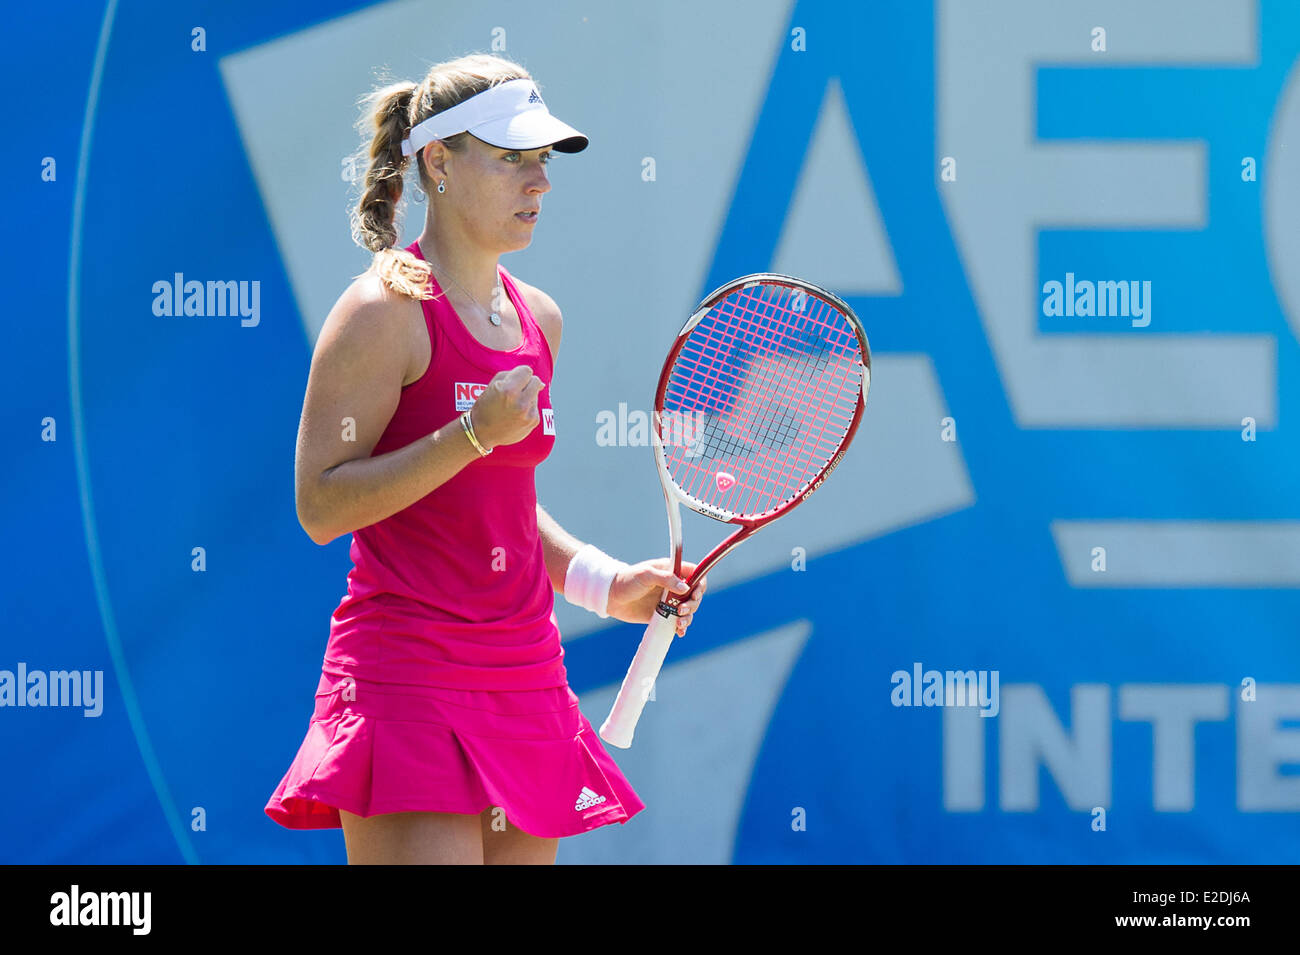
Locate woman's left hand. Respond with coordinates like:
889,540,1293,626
606,558,708,636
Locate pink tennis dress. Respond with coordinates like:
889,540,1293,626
265,240,644,838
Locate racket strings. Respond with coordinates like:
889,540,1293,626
679,336,843,510
727,305,858,515
662,282,864,517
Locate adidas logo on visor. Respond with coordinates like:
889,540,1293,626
528,88,542,104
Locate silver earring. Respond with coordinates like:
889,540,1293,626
437,179,446,194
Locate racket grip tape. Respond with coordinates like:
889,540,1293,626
598,607,680,748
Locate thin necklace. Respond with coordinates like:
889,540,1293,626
427,255,504,327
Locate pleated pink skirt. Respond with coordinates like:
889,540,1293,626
265,672,644,838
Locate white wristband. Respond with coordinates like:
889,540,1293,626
563,543,627,618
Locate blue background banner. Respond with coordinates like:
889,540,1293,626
6,0,1299,863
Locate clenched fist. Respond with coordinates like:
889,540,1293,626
467,365,545,450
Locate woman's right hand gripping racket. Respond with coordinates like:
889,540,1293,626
598,273,872,749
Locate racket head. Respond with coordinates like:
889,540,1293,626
651,274,870,571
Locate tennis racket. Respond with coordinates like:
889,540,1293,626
598,273,871,748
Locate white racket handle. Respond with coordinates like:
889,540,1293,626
599,602,680,748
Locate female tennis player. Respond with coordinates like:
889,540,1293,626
264,54,708,864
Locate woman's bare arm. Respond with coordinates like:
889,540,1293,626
537,503,585,593
295,273,481,545
297,273,546,545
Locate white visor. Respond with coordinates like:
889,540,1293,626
401,78,588,158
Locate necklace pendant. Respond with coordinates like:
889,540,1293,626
489,312,502,327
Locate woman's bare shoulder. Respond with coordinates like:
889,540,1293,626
337,267,421,316
315,268,426,376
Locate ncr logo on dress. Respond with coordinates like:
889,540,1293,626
454,382,488,412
